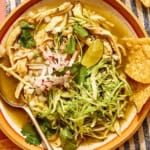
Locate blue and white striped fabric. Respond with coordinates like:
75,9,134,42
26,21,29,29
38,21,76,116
5,0,150,150
122,0,150,35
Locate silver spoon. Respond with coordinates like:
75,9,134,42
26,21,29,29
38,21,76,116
0,92,54,150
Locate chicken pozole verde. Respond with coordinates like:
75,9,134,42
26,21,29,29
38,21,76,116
1,1,143,150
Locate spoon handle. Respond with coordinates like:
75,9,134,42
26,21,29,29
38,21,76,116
23,106,54,150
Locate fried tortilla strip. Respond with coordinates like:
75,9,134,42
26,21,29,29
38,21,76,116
129,79,150,112
140,0,150,7
123,38,150,84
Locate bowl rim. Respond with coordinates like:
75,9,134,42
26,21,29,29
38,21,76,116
0,0,149,150
0,0,148,38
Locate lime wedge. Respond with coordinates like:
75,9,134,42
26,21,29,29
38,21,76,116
81,39,103,67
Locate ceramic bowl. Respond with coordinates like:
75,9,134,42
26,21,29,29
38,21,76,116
0,0,149,150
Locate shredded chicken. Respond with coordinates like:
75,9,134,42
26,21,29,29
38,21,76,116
14,58,28,76
45,16,64,32
15,82,24,99
35,30,49,46
72,2,83,17
34,2,73,21
52,14,68,34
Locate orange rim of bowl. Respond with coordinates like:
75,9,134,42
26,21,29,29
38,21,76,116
0,0,149,150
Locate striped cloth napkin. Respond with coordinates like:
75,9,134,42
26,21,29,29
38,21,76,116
0,0,150,150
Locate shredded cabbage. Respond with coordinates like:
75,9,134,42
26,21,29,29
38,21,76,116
31,56,131,148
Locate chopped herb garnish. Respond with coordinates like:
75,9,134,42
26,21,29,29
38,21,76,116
19,29,36,49
37,118,56,138
20,21,35,29
73,23,89,38
19,22,36,49
21,122,41,146
54,63,88,84
65,36,76,54
71,63,88,84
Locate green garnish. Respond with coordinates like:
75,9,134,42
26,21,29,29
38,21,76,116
55,63,88,84
38,118,56,138
73,23,89,38
19,22,36,49
65,36,76,54
19,30,36,48
20,21,35,29
21,122,41,146
71,63,88,84
34,57,131,149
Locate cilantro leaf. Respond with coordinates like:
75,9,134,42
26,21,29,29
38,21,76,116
19,22,36,49
73,23,89,38
76,65,88,84
20,21,35,29
65,36,76,54
54,63,88,84
70,63,88,84
37,118,56,138
21,122,41,146
19,29,36,49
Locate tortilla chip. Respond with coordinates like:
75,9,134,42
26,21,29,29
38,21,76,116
123,38,150,84
129,79,150,112
140,0,150,7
